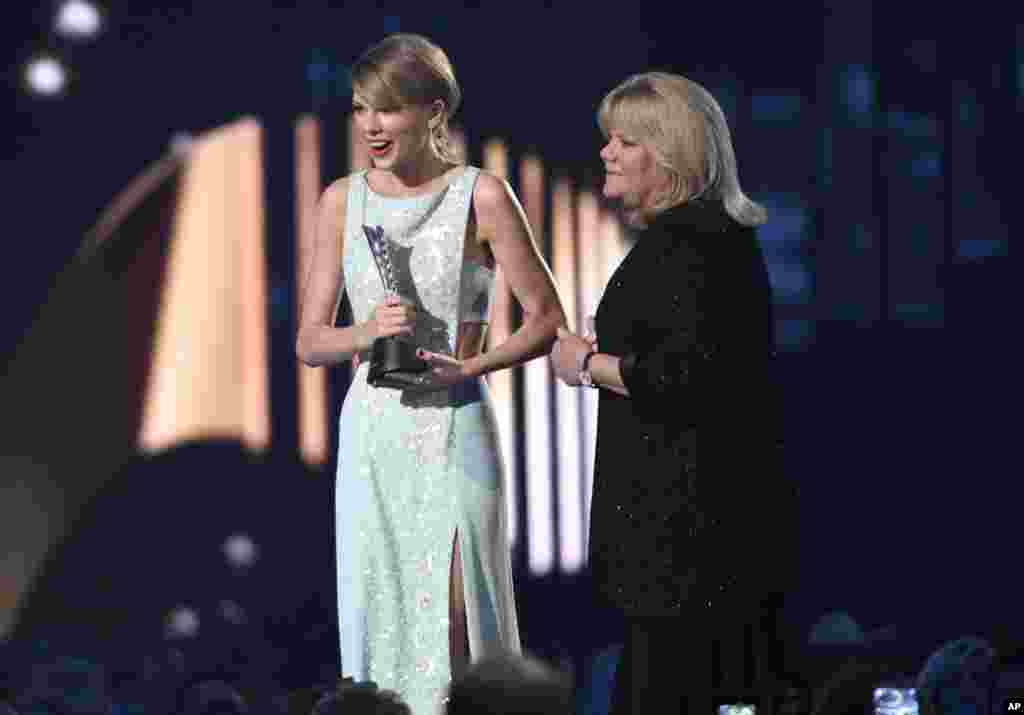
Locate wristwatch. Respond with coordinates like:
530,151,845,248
579,350,597,388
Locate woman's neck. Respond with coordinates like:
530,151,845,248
384,153,453,192
623,203,661,230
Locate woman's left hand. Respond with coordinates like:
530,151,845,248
552,326,594,386
416,349,474,388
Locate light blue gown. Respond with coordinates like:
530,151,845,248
336,167,521,714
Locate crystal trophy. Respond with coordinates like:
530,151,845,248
362,224,429,388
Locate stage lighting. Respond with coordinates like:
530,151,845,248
24,55,67,96
165,605,200,639
218,600,247,625
55,0,102,39
223,533,258,568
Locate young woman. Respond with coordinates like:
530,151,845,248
296,34,565,714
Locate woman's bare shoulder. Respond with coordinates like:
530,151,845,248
471,169,517,218
472,168,508,199
321,174,356,209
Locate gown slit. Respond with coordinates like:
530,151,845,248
448,529,470,681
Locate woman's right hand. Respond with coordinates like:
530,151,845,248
366,294,417,341
584,314,598,351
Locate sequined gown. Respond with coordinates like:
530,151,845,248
336,167,521,715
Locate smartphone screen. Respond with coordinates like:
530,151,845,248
873,686,919,715
718,705,756,715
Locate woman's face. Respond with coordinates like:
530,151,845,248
352,93,438,172
600,130,671,214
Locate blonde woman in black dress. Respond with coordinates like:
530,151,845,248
553,72,798,714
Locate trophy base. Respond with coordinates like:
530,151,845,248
367,336,430,389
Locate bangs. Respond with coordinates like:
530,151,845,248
597,82,665,143
351,62,406,110
352,52,439,110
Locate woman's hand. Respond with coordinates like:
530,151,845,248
367,294,417,341
415,349,475,388
552,325,596,386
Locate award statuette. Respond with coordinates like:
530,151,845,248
362,225,430,389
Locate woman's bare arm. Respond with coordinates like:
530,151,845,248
589,353,630,396
552,327,630,396
464,172,567,377
295,177,374,367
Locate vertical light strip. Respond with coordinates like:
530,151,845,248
551,178,584,573
139,119,269,453
236,120,271,452
295,116,328,466
600,209,629,288
520,154,554,576
575,191,603,550
482,138,518,548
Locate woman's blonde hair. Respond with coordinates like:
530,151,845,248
597,71,767,226
351,34,463,164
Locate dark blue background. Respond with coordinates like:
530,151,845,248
1,0,1018,706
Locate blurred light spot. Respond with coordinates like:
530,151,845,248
755,194,808,242
56,1,102,39
776,319,814,351
223,533,258,567
270,281,290,325
843,65,874,121
957,238,1005,260
218,600,247,625
336,64,353,94
767,263,811,302
909,152,941,178
166,606,200,639
886,110,939,138
751,93,802,122
306,57,330,83
25,56,67,96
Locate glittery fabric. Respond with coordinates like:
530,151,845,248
337,167,521,715
458,261,495,323
589,198,799,619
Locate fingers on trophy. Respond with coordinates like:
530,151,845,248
362,225,430,388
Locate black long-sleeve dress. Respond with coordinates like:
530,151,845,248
590,196,799,621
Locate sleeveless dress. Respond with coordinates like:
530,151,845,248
336,167,521,714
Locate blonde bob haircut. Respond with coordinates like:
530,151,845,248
598,71,767,226
351,33,463,164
